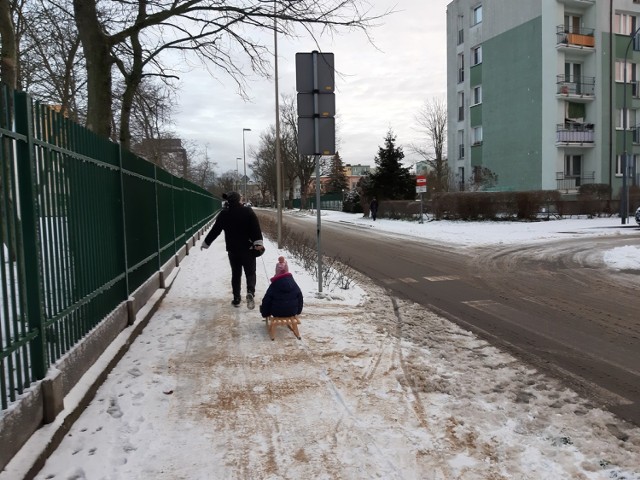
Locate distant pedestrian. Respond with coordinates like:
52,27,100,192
370,197,379,221
201,191,264,309
260,257,303,319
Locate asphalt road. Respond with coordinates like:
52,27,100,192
257,211,640,426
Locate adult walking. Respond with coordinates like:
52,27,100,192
370,197,379,221
201,192,264,308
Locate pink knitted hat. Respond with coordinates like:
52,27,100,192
275,256,289,276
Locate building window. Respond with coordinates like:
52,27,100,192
472,45,482,65
616,155,623,175
617,155,638,175
458,92,465,121
616,108,638,129
457,15,464,45
472,126,483,145
473,85,482,105
565,155,582,177
458,53,464,83
615,13,637,35
458,130,465,159
472,5,482,26
615,61,638,82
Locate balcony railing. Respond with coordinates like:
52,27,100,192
556,25,595,48
556,123,594,143
556,74,595,96
556,171,595,191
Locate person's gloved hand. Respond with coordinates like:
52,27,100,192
200,241,209,251
251,240,265,257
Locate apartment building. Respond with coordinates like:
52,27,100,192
446,0,640,196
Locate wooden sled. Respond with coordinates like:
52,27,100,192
266,315,301,341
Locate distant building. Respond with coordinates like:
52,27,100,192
133,138,188,175
344,164,372,190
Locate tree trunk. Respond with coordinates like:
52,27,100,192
0,0,17,260
73,0,114,138
119,31,144,151
0,0,17,90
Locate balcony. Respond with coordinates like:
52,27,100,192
556,25,595,52
556,0,595,8
556,171,595,191
556,74,595,101
556,123,594,145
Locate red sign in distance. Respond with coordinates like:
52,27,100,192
416,175,427,186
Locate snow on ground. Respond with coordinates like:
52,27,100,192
33,212,640,479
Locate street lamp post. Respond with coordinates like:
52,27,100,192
242,128,251,201
274,0,283,248
236,157,241,192
621,26,640,224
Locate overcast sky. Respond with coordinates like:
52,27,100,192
172,0,450,177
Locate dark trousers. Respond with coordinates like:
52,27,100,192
228,250,256,297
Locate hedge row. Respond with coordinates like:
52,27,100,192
359,184,640,221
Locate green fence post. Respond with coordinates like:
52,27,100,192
154,165,161,272
118,145,130,297
14,91,47,380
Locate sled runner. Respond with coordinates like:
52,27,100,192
266,315,301,341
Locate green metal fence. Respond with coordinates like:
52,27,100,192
0,87,218,411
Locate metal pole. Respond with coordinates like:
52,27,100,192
242,128,251,201
236,157,241,192
623,34,636,223
313,51,322,292
274,1,283,248
420,192,424,224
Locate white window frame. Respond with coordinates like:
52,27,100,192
472,126,483,145
615,61,638,82
472,4,482,26
472,45,482,66
473,85,482,105
617,109,627,129
618,154,639,175
615,13,637,35
457,15,464,45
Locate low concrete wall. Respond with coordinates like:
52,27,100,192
0,224,211,477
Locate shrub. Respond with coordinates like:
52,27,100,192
256,212,358,291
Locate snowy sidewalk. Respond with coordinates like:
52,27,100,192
20,221,640,479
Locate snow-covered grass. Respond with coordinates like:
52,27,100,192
31,212,640,479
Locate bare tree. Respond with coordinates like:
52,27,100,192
251,126,278,204
280,93,317,209
71,0,388,140
412,97,449,193
18,0,85,121
214,170,237,196
0,0,17,90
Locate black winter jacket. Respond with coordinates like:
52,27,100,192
259,273,303,318
203,203,263,253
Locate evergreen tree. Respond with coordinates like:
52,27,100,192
326,151,349,193
370,130,414,200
